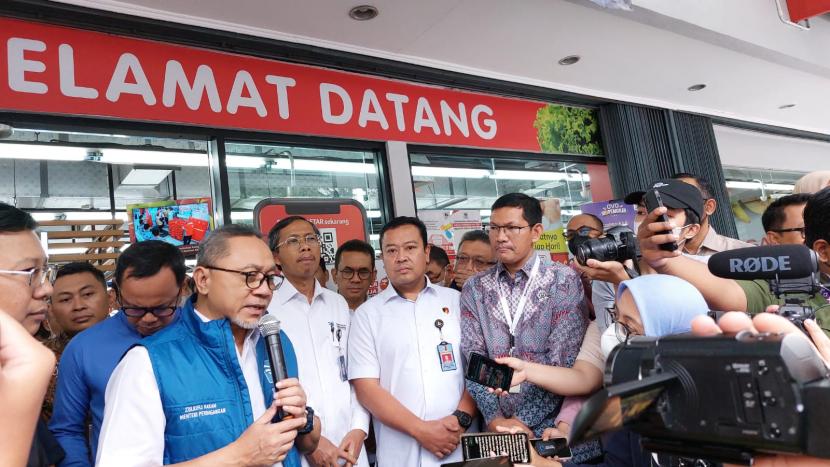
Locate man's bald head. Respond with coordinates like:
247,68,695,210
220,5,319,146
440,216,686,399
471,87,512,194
566,214,603,234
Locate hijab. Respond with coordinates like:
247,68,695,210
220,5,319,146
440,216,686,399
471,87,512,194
616,274,709,338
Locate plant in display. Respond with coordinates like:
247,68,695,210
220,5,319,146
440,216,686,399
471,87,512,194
534,105,603,156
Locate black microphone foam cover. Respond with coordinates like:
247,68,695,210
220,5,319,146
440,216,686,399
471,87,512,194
708,244,817,280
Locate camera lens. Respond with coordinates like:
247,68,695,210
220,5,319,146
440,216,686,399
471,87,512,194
576,237,620,266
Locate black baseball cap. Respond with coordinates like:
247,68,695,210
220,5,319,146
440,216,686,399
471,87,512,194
624,179,704,221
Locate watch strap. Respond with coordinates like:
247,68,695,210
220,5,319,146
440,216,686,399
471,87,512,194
453,409,472,429
298,406,315,435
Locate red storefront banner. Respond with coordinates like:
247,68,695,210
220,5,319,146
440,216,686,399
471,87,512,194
0,17,557,153
786,0,830,22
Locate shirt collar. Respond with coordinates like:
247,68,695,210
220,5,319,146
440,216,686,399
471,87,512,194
275,277,326,306
381,275,434,304
496,253,538,280
700,226,726,252
193,307,212,323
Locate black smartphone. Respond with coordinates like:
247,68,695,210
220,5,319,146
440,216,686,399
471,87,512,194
461,433,529,464
643,189,678,252
530,438,572,460
465,352,513,392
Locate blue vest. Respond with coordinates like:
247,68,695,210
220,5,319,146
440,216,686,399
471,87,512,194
140,297,301,466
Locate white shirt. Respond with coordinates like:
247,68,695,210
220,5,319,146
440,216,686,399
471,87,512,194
269,280,370,467
96,308,282,467
348,278,465,467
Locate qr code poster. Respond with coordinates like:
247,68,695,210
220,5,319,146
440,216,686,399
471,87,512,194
319,228,338,266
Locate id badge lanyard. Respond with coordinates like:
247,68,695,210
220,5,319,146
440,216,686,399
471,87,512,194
496,256,540,356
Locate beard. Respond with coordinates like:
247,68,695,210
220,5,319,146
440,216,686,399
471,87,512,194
231,316,258,330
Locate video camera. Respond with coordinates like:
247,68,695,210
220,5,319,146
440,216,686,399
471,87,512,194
570,332,830,464
575,225,639,267
708,244,821,331
569,245,830,464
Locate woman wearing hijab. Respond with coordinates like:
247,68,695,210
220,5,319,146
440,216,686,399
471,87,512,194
498,274,710,467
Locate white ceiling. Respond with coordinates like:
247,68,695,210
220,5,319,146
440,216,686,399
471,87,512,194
51,0,830,136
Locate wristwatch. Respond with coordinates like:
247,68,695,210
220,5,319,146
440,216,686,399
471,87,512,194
298,406,315,435
453,409,473,430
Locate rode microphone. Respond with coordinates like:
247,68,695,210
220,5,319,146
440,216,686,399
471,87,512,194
258,314,288,422
708,244,817,280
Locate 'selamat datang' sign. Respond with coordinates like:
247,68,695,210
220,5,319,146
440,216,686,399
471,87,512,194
0,17,549,151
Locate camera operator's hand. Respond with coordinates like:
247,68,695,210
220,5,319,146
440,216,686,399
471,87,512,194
690,311,830,366
690,311,830,467
636,206,683,269
576,259,631,285
763,306,830,366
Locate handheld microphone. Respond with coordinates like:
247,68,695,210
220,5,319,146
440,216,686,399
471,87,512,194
258,314,288,422
708,244,817,280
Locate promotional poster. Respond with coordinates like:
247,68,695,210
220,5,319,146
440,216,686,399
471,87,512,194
580,200,637,231
419,209,483,260
535,198,569,264
127,198,214,256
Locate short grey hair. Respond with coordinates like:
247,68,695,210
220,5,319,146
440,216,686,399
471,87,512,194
458,230,489,249
197,224,263,267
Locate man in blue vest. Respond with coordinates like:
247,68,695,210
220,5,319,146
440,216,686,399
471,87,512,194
50,241,185,467
97,224,321,466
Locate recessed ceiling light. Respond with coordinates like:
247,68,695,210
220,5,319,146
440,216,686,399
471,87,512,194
349,5,379,21
558,55,581,66
778,103,796,109
687,84,706,92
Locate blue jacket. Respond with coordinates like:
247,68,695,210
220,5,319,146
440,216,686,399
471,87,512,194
141,297,301,466
50,311,152,467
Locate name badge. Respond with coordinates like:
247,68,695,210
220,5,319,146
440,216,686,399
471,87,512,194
437,343,457,372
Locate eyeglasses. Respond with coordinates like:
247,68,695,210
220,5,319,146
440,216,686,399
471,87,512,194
487,224,531,237
456,255,496,271
203,266,283,290
118,300,178,319
0,265,56,287
338,267,373,280
770,227,806,238
606,305,634,344
276,234,321,250
564,226,601,240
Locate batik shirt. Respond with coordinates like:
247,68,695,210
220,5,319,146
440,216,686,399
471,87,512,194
460,255,590,432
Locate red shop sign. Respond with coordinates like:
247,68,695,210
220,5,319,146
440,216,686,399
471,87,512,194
0,17,553,152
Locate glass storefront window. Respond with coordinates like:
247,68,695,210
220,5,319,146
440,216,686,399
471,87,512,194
410,152,594,226
0,129,210,213
0,129,212,266
723,166,804,244
224,142,385,247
